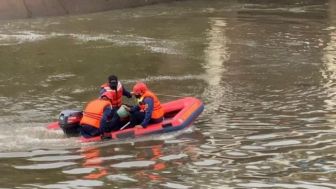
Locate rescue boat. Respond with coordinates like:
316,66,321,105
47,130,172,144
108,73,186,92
47,97,204,142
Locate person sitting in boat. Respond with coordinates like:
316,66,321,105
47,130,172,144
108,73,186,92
99,75,133,137
79,92,114,138
128,82,164,129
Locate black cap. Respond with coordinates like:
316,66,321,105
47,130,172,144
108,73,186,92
108,75,118,83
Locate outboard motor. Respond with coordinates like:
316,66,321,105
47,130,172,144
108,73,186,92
58,110,83,137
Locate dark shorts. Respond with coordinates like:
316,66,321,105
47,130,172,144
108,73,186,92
129,110,163,128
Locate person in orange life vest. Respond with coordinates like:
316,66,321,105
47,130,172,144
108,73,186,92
99,75,132,101
79,92,115,138
128,82,164,129
99,75,133,135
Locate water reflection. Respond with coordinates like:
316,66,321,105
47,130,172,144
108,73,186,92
28,179,104,189
322,0,336,118
14,162,77,170
80,147,108,180
202,17,231,130
203,18,229,87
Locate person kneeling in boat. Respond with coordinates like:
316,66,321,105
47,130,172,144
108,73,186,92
128,82,164,129
79,92,116,138
99,75,133,137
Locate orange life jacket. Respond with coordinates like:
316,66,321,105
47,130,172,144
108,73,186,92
100,81,123,108
80,99,112,128
139,90,164,119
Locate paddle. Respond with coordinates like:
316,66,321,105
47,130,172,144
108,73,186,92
120,121,130,130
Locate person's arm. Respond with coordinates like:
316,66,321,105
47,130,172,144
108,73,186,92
99,87,106,96
129,105,140,113
122,85,132,98
100,106,112,128
140,97,154,128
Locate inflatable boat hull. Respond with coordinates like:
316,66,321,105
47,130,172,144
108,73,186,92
47,97,204,142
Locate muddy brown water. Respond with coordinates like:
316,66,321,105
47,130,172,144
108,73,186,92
0,0,335,188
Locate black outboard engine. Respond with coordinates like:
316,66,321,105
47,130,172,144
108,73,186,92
58,110,83,137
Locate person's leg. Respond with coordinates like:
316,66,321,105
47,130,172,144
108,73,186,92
149,117,164,124
110,114,122,131
100,109,117,134
80,125,100,138
100,121,110,133
129,111,145,127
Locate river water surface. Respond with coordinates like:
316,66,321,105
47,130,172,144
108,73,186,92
0,0,336,188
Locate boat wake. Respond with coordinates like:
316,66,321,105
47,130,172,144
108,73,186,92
0,30,180,55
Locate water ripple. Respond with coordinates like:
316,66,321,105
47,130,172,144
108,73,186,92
111,160,156,169
14,162,76,170
0,31,181,55
28,179,104,189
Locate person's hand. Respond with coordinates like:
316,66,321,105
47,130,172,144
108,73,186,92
134,125,143,129
128,92,134,98
124,105,131,111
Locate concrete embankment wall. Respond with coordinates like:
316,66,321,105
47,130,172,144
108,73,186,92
0,0,176,19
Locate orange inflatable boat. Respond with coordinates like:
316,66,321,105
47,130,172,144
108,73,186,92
47,97,204,142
